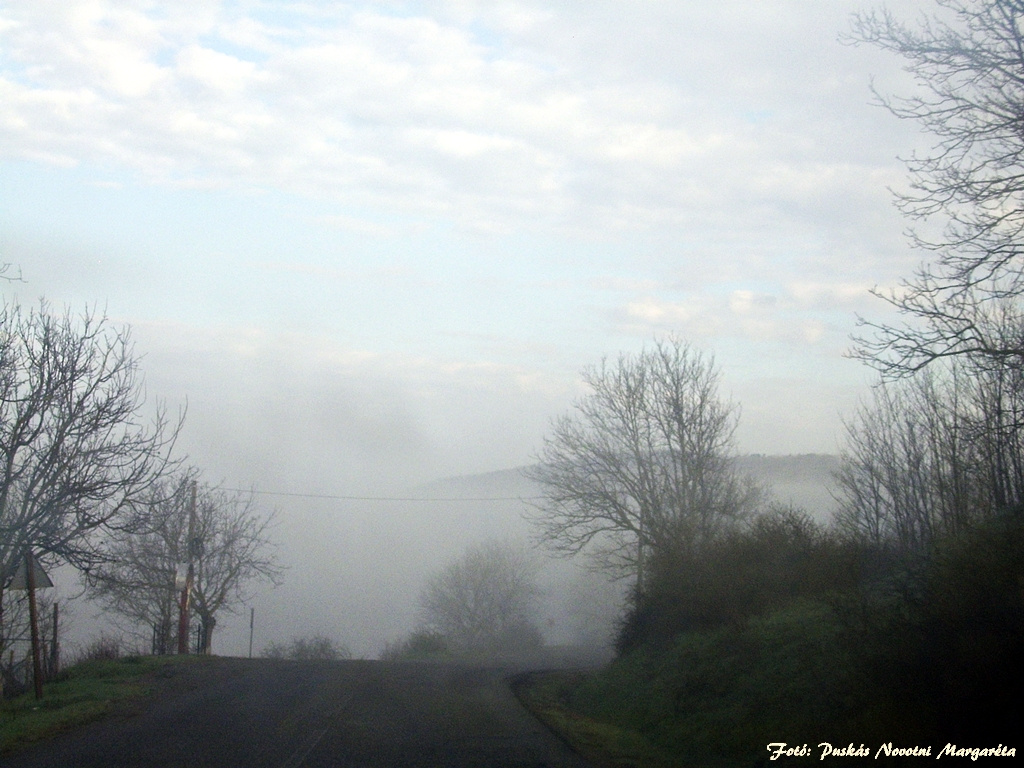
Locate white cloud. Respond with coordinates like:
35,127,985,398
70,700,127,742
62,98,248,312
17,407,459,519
176,45,258,93
625,297,699,325
729,290,776,315
0,0,910,236
786,281,872,309
615,284,861,350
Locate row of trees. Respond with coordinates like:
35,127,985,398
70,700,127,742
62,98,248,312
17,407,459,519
835,358,1024,553
0,298,280,666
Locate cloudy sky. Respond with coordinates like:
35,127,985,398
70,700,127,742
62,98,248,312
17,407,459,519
0,0,933,650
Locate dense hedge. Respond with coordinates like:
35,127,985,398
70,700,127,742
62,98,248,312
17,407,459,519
582,507,1024,762
617,507,861,652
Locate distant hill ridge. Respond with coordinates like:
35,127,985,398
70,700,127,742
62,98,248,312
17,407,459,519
416,454,841,521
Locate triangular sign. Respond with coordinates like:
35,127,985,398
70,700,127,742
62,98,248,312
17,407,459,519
6,557,54,590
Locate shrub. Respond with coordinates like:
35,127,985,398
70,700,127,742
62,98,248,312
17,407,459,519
76,634,124,662
380,630,450,662
618,506,860,652
263,634,351,661
836,511,1024,742
574,600,859,765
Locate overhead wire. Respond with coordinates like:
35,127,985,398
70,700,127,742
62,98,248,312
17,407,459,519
222,487,542,503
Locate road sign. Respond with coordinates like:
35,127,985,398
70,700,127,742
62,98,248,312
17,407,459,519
7,556,54,590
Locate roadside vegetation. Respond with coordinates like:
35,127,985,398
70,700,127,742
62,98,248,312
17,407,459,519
0,652,203,754
263,634,352,661
517,511,1024,766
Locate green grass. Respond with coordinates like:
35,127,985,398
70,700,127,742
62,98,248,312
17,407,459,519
0,655,197,754
513,670,675,768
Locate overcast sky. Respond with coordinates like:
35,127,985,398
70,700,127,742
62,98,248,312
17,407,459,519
0,0,928,489
1,0,935,654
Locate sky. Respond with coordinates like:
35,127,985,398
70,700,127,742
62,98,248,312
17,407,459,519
0,0,932,654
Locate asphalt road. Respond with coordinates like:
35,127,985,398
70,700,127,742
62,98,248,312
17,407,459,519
4,659,594,768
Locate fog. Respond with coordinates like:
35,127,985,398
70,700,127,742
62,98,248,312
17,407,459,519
2,0,905,660
43,455,838,662
48,470,628,660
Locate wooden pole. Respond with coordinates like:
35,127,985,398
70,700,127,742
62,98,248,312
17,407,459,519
0,566,5,662
249,607,255,659
25,550,43,699
51,602,59,679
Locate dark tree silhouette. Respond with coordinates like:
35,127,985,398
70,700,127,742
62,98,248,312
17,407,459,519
528,338,759,585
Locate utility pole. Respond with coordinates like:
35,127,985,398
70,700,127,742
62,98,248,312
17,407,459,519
0,566,5,663
177,480,197,655
249,607,255,659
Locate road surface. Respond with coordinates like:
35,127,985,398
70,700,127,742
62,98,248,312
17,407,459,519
4,658,593,767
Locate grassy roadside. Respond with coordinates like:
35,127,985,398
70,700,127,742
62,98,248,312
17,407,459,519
515,516,1024,766
514,601,863,768
513,669,675,768
0,654,203,754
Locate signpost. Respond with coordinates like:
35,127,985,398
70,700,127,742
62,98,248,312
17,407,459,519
7,551,54,700
3,552,56,699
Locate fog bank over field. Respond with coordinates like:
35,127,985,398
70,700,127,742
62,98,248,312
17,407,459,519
48,455,838,661
242,454,839,658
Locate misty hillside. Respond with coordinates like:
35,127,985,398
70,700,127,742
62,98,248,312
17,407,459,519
417,454,841,523
736,454,841,520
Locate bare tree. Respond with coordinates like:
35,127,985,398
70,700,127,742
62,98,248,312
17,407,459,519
847,1,1024,374
0,300,178,581
836,369,974,551
0,264,22,282
189,484,282,653
418,539,542,659
835,353,1024,552
527,338,760,585
85,475,191,654
88,472,282,654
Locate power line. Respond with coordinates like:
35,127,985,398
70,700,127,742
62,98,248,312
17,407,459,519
222,487,541,503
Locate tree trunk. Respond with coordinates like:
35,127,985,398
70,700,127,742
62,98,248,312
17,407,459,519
200,614,215,655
